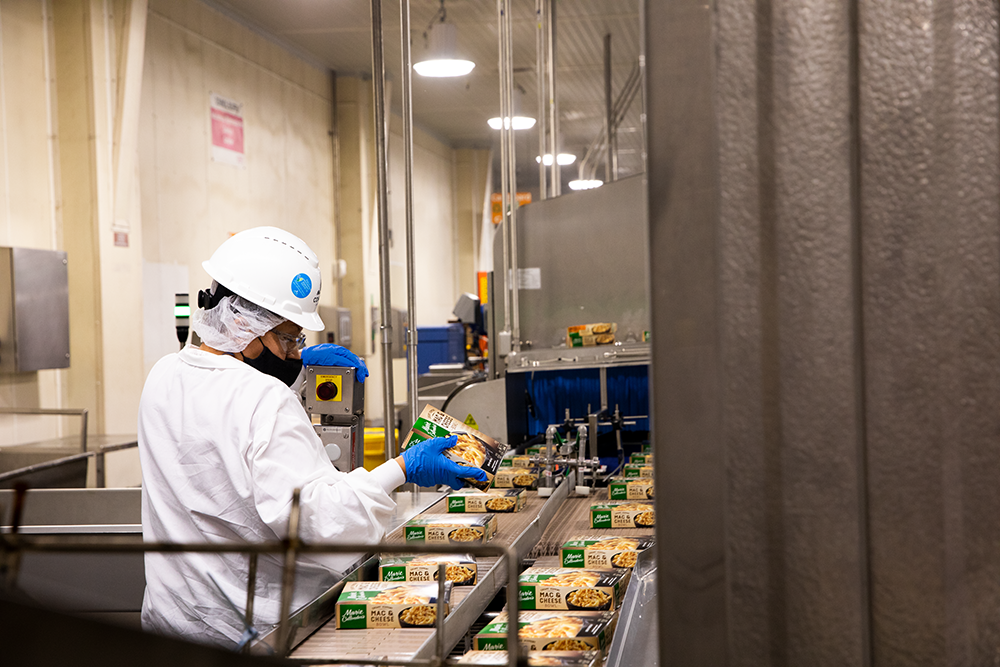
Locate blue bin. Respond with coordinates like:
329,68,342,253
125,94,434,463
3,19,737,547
416,324,465,374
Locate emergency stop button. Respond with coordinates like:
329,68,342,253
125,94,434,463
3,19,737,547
317,381,339,401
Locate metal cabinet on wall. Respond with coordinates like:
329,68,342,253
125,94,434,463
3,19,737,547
0,247,70,373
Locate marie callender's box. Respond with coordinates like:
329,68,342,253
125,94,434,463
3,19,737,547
378,553,478,586
590,502,655,529
473,610,617,655
456,650,600,666
448,488,526,513
560,535,655,570
335,581,451,628
607,476,654,501
400,405,509,490
621,464,653,479
518,567,631,611
403,514,498,545
628,452,653,465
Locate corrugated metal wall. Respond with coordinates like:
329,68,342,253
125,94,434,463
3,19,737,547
646,0,1000,664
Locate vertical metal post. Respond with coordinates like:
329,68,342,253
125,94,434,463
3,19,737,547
370,0,397,456
546,0,559,196
604,32,613,183
95,450,106,488
536,0,547,199
400,0,419,430
80,409,88,455
243,552,258,654
497,0,513,353
435,562,447,665
276,488,302,655
503,0,520,353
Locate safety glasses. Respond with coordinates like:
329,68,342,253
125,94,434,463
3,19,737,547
273,330,306,354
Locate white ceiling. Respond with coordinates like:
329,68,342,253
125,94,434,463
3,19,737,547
207,0,644,192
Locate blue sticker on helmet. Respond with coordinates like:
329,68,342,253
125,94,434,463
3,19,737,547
290,273,312,298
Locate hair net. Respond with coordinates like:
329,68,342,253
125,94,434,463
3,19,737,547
192,294,286,353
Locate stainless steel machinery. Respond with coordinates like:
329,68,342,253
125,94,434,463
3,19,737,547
303,365,365,471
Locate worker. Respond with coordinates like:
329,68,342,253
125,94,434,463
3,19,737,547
137,226,486,647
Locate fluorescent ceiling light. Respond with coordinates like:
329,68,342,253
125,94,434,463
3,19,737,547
568,179,603,191
414,21,475,78
535,153,577,166
414,59,475,77
488,116,537,130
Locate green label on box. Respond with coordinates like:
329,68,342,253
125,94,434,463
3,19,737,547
339,604,368,629
477,639,508,651
400,431,429,451
610,485,627,500
413,417,451,439
381,567,406,582
519,585,536,610
448,497,467,512
591,510,612,528
562,550,586,567
405,527,426,541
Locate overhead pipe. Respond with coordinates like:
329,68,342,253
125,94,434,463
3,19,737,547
546,0,559,195
369,0,397,456
400,0,419,430
605,32,614,183
503,0,521,352
496,0,512,358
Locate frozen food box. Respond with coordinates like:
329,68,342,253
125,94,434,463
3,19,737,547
378,553,478,586
566,323,617,347
589,502,655,529
399,405,509,490
473,610,618,654
456,650,600,666
493,466,541,489
560,535,655,570
335,581,452,629
499,454,532,468
519,567,631,611
403,514,498,545
448,488,526,513
622,464,653,479
607,476,654,501
628,453,653,465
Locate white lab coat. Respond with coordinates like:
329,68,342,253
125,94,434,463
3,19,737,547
137,346,404,646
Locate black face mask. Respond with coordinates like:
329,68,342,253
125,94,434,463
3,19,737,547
243,340,303,387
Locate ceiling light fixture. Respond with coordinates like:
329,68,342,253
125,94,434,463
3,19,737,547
568,179,603,191
535,153,577,166
414,1,474,78
488,116,537,130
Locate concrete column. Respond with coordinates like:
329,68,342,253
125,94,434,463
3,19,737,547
646,0,1000,664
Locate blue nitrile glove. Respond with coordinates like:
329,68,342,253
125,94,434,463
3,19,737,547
401,435,490,489
301,344,369,383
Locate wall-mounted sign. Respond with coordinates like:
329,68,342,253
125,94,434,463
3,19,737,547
210,93,245,168
491,192,532,225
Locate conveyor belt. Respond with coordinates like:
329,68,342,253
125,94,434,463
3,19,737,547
527,493,656,558
291,483,569,662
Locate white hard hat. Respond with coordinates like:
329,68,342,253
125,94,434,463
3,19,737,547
202,226,325,331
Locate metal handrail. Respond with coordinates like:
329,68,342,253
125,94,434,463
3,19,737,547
0,439,137,489
0,407,88,454
0,487,526,667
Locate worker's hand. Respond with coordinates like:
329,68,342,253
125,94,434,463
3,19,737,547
400,435,490,489
301,344,369,383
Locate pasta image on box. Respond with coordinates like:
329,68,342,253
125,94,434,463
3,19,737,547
378,553,477,585
499,455,533,468
519,567,631,611
566,323,617,347
493,466,541,489
607,477,654,501
560,535,655,570
622,464,653,479
448,488,525,513
473,610,618,654
335,581,452,628
399,405,509,490
590,502,655,529
457,650,600,666
403,514,498,545
629,453,653,465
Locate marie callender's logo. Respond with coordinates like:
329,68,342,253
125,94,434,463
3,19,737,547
563,551,584,565
340,605,367,627
406,528,424,540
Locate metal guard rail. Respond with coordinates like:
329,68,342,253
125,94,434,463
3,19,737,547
0,487,528,667
0,440,137,488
